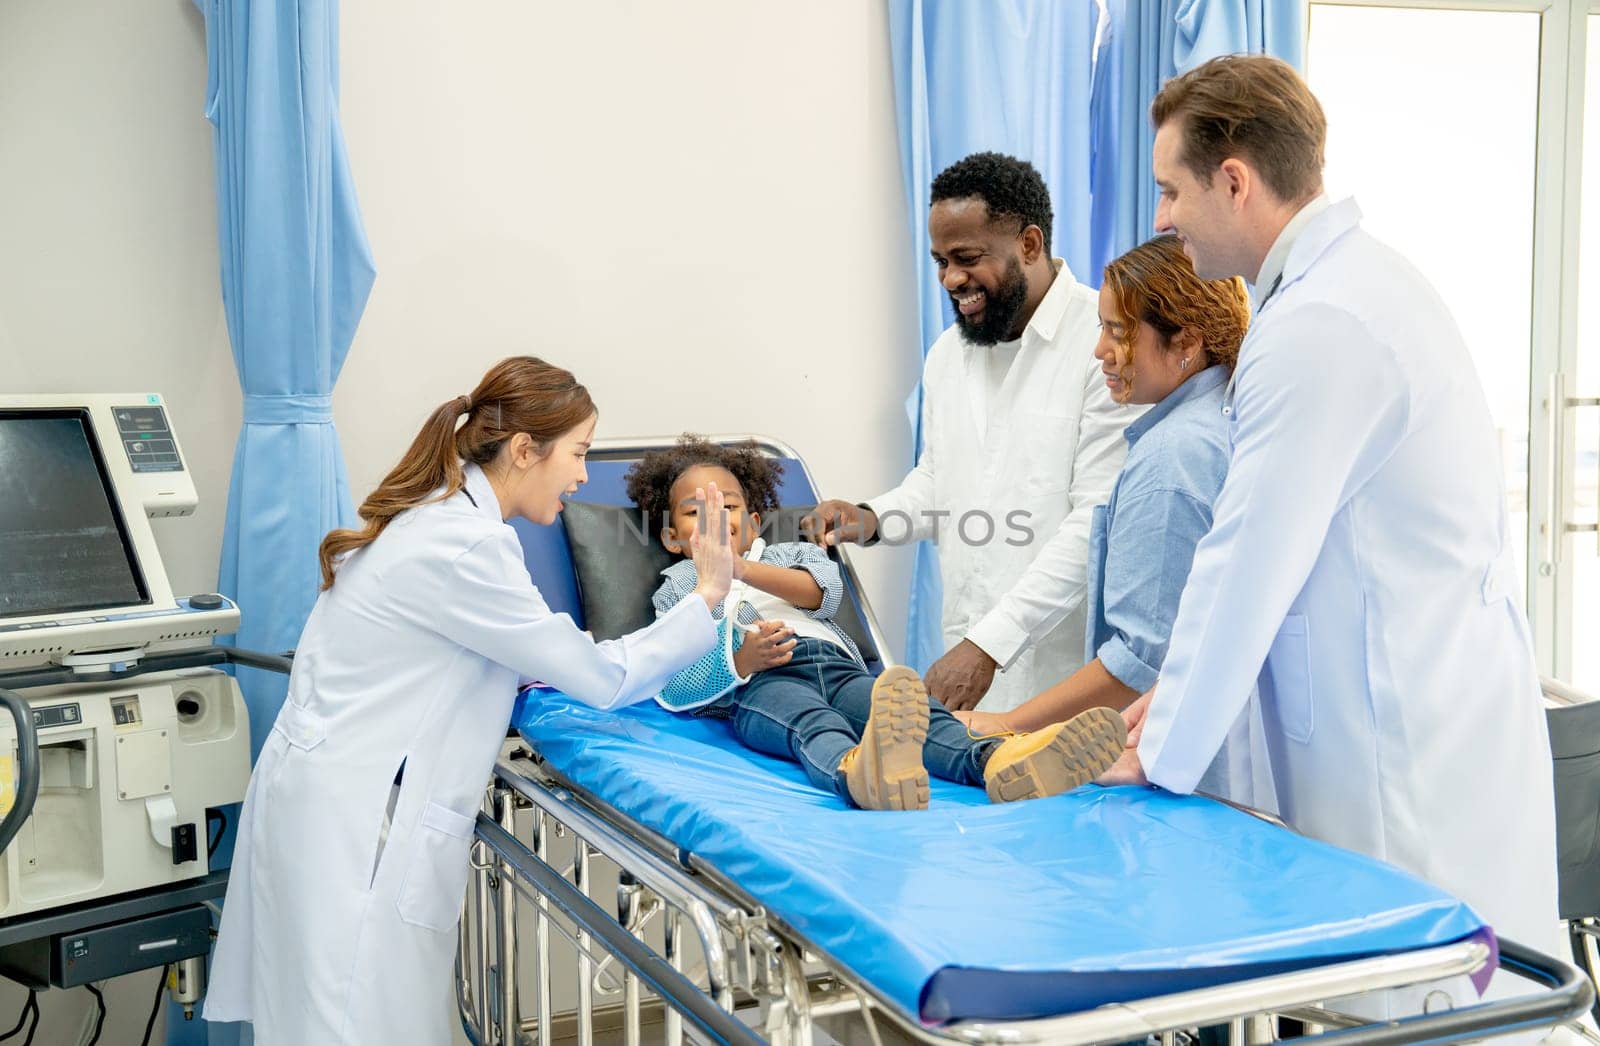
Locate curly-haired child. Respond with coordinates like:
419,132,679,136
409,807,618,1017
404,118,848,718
626,435,1125,811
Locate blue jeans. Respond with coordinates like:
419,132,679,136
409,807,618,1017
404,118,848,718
727,639,1000,802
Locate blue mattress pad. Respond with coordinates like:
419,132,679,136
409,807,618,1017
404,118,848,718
512,690,1491,1025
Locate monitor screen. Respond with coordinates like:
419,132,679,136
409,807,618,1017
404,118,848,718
0,410,149,618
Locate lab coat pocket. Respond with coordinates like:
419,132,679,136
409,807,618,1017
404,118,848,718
396,801,477,933
273,702,327,751
1480,550,1517,606
1264,615,1314,744
1014,412,1073,497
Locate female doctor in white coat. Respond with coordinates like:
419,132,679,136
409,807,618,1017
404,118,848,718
205,356,734,1044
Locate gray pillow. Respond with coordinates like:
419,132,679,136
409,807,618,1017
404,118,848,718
559,501,674,642
561,500,877,662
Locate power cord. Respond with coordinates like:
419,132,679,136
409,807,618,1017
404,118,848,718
82,984,105,1046
205,809,227,860
0,991,37,1044
139,966,169,1046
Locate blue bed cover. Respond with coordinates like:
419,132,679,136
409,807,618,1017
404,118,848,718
513,691,1491,1025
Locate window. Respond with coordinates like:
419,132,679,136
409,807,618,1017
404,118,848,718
1571,12,1600,691
1309,0,1598,691
1308,5,1539,584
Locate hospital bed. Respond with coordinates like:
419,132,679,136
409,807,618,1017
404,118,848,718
456,435,1594,1046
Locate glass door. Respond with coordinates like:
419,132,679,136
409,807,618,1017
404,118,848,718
1307,3,1542,591
1566,11,1600,691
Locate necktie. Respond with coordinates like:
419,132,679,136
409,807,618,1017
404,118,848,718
1260,272,1284,306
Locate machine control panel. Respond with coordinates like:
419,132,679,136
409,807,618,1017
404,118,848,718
29,703,81,730
0,596,235,636
112,405,184,474
53,905,212,988
110,695,141,727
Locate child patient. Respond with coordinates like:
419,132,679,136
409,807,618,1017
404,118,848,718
626,436,1125,811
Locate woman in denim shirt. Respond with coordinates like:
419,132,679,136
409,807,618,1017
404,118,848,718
958,236,1271,805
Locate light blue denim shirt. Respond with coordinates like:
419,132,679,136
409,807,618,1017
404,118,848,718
1085,364,1231,692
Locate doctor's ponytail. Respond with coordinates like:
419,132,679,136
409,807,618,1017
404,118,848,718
317,357,595,588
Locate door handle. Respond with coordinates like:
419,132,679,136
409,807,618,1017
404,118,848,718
1561,374,1600,556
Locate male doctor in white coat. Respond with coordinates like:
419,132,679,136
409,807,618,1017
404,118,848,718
808,152,1133,713
1101,54,1564,1023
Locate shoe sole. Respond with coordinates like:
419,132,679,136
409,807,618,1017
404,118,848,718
851,666,931,811
985,706,1127,803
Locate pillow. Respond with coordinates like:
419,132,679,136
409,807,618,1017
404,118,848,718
559,501,674,642
561,500,879,662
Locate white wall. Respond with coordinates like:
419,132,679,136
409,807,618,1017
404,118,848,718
1,2,225,1040
0,0,238,606
0,1,919,1041
336,0,920,655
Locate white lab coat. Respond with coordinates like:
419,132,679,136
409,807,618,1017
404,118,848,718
1139,199,1562,1010
870,262,1135,712
205,464,716,1044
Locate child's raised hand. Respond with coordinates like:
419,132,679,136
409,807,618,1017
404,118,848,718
691,482,735,611
733,620,796,677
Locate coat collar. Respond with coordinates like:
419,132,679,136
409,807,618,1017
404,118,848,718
1124,364,1227,446
1254,193,1331,305
461,462,505,522
1222,197,1363,418
1021,258,1082,345
1260,196,1363,317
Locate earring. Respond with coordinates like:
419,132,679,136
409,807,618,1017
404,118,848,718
1181,357,1191,370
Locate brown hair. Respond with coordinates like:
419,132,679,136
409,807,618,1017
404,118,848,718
1102,235,1250,401
1150,54,1326,205
318,356,595,588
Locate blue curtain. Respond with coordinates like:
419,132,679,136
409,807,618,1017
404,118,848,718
187,1,374,1042
1091,0,1306,271
889,0,1303,669
200,0,373,760
887,0,1104,672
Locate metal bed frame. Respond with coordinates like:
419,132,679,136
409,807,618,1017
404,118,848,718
456,436,1596,1046
457,748,1590,1046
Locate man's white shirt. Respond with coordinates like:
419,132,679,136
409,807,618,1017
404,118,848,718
870,261,1139,711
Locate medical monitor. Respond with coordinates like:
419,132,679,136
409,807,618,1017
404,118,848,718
0,395,238,668
0,410,150,617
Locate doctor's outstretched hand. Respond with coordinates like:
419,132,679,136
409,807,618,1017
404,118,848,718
1097,684,1153,786
690,482,736,611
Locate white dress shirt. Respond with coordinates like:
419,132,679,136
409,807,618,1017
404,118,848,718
870,261,1139,711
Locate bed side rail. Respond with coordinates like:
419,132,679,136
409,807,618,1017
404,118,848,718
472,812,763,1046
936,938,1589,1045
464,755,1594,1046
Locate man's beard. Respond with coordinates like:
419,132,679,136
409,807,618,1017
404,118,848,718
953,256,1031,346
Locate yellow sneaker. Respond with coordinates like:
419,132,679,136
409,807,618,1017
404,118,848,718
982,707,1126,803
837,666,930,811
